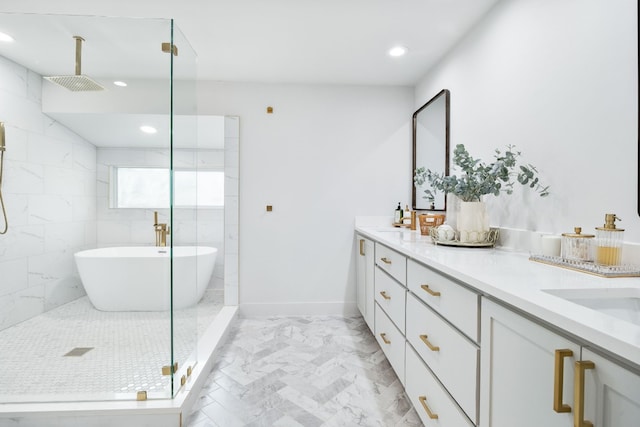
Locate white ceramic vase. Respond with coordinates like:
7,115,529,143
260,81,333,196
445,193,460,231
457,201,490,243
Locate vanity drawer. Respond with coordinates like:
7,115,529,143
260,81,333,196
406,292,478,423
406,344,474,427
374,267,407,333
374,303,405,386
375,243,406,285
407,259,479,341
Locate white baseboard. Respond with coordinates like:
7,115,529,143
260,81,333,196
239,301,359,317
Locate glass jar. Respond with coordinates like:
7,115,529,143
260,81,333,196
561,227,594,262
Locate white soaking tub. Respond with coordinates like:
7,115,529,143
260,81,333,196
74,246,217,311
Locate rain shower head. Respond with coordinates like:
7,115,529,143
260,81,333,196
44,36,105,92
45,74,104,91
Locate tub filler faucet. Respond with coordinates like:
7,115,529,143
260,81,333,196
153,211,170,247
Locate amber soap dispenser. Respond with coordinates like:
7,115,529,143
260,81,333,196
595,214,624,266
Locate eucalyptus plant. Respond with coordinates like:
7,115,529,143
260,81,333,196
414,144,550,203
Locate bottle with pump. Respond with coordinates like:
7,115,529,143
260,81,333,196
595,213,624,266
394,203,403,224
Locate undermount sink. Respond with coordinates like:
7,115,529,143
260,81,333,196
543,287,640,327
372,226,412,232
370,228,430,242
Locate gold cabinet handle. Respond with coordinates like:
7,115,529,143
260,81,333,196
379,333,391,344
553,349,573,413
419,334,440,352
359,239,365,256
421,284,441,297
380,257,392,264
379,291,391,300
574,360,595,427
418,396,439,419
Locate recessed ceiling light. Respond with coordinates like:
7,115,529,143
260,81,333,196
113,81,127,87
388,46,408,57
140,125,157,134
0,32,14,43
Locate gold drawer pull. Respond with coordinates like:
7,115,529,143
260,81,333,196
380,333,391,344
419,334,440,352
553,349,573,413
359,239,365,256
379,291,391,300
574,360,595,427
421,284,441,297
418,396,438,419
380,257,392,264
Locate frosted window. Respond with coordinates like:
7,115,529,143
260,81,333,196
115,168,223,208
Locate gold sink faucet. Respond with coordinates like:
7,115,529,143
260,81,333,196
153,211,170,247
398,210,417,231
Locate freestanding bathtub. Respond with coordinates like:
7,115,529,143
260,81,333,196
74,246,217,311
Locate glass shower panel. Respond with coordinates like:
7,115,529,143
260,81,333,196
168,21,199,397
0,12,175,402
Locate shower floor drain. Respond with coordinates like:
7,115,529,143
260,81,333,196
63,347,94,357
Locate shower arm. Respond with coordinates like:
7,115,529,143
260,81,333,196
74,36,84,76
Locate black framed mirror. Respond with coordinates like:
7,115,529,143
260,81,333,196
412,89,450,211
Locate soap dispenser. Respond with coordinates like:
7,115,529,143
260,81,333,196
595,214,624,266
394,203,403,224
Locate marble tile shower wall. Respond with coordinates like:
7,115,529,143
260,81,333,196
0,56,97,330
96,148,225,289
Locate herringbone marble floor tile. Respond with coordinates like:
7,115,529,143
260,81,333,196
184,316,423,427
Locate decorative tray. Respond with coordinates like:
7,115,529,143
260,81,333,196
529,254,640,278
429,227,500,248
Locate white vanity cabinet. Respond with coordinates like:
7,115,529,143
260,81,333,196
405,344,475,427
580,349,640,427
480,298,640,427
406,293,478,422
374,267,406,332
355,226,640,427
355,234,375,331
375,303,406,385
373,243,407,385
361,236,481,425
375,243,406,284
480,299,578,427
405,259,480,425
407,259,478,341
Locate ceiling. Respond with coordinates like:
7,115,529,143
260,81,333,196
0,0,501,147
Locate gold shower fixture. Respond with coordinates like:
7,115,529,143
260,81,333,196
0,121,5,152
44,36,105,91
0,121,8,234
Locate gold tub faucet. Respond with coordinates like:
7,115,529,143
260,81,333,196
153,211,170,247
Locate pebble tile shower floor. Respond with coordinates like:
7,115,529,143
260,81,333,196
0,290,223,402
184,316,423,427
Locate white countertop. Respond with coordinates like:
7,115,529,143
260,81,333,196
356,223,640,369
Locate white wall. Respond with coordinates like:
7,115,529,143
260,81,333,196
198,82,413,314
96,148,225,289
0,56,96,330
222,116,240,306
415,0,639,242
